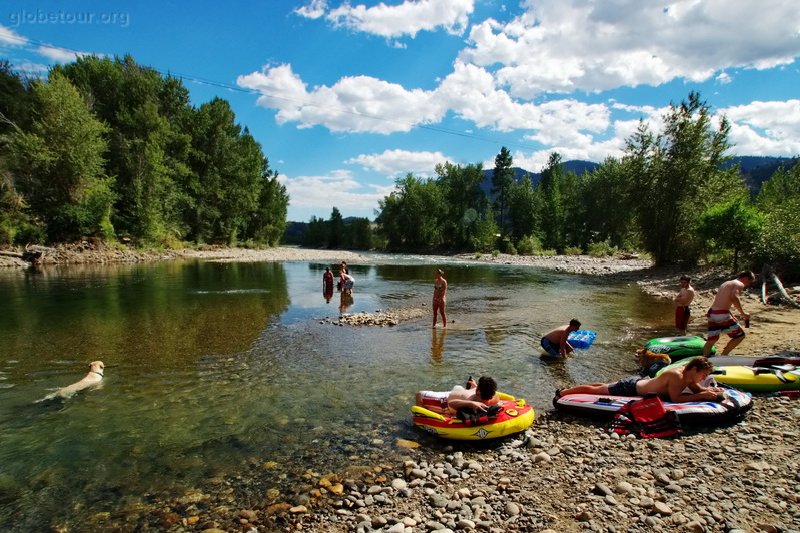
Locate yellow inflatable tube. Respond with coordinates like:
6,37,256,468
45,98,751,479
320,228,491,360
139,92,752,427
411,392,535,440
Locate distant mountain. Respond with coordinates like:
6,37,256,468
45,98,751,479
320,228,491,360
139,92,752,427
725,156,798,193
479,156,797,198
480,160,600,196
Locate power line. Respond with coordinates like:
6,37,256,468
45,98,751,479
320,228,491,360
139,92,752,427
11,36,545,153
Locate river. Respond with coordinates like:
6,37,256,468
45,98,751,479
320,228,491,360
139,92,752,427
0,257,674,531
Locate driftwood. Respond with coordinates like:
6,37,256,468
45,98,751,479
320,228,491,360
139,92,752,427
0,244,52,264
761,265,800,309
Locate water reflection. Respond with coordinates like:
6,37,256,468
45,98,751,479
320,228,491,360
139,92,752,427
339,290,354,314
430,327,447,363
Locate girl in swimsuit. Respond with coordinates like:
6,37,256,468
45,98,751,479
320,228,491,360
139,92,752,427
432,268,448,328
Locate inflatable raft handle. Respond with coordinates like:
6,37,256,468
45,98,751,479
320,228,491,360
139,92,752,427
410,405,446,421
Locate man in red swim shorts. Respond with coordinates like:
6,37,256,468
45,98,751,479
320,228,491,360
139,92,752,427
673,275,695,335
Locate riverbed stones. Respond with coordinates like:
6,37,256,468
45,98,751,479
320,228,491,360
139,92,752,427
122,395,800,532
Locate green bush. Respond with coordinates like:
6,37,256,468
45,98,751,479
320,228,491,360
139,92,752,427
491,249,500,257
516,234,543,255
537,249,557,256
564,246,583,256
587,240,617,257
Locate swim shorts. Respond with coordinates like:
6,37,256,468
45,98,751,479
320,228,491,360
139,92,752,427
541,337,560,357
417,390,449,411
675,305,691,331
706,308,744,339
608,376,643,397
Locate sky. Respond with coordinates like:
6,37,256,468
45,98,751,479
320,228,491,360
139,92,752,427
2,0,799,222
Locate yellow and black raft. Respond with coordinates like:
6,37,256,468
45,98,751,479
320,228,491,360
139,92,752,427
411,392,535,440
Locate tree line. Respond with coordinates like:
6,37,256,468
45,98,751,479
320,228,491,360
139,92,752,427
373,92,800,276
0,55,288,247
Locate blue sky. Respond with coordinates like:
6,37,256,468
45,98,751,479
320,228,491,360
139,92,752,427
2,0,799,222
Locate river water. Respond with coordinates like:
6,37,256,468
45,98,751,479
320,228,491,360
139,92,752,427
0,256,673,530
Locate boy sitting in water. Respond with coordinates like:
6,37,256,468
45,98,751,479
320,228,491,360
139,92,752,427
557,357,725,403
541,319,581,357
415,376,498,415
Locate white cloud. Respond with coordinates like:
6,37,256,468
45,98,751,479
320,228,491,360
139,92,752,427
460,0,800,98
721,100,800,156
238,64,446,134
308,0,475,38
716,72,733,85
0,24,27,46
346,149,452,175
294,0,328,19
283,170,393,217
35,45,91,63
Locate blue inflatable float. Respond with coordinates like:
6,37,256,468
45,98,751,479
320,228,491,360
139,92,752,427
568,330,597,349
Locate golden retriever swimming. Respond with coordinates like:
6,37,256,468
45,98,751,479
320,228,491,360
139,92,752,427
35,361,104,403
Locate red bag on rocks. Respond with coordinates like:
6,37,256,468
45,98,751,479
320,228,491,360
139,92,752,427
609,394,682,439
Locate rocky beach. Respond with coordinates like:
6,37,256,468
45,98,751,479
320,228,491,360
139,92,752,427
2,244,799,532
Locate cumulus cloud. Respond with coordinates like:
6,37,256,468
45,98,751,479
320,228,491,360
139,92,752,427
237,64,446,133
297,0,475,38
346,149,452,175
283,169,393,215
460,0,800,98
721,100,800,156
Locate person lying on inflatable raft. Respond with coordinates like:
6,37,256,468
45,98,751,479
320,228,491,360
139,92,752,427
557,357,726,403
416,376,498,416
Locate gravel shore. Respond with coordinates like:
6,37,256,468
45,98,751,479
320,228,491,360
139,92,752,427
129,397,798,533
4,244,799,532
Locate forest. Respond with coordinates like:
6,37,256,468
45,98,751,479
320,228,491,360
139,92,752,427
368,92,799,276
0,55,288,248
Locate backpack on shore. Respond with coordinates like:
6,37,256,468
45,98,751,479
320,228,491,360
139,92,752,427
608,394,682,439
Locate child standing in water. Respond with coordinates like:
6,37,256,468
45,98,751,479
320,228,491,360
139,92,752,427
432,268,448,328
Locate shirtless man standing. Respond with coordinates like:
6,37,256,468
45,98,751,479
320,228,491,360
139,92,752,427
702,271,755,357
557,357,724,403
673,275,695,336
541,319,581,357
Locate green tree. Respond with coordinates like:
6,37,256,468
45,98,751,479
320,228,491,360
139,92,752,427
328,207,343,249
246,168,288,245
436,162,487,250
59,55,189,243
186,99,266,244
581,157,636,249
539,153,565,251
752,161,800,277
303,216,328,247
491,146,515,232
6,73,114,241
698,196,764,271
0,60,32,135
375,174,443,251
507,173,543,248
342,217,373,249
626,92,742,265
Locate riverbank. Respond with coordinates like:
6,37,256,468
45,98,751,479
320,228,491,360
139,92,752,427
119,397,799,533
